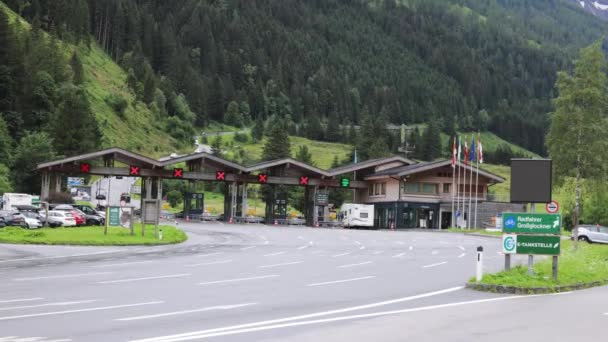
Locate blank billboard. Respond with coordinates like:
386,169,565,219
510,159,552,203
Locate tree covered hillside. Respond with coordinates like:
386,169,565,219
5,0,606,157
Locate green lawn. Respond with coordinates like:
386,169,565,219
472,240,608,289
0,225,186,246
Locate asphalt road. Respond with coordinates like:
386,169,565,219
0,223,605,342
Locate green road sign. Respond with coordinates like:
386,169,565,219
502,234,561,255
108,207,121,226
502,213,561,235
340,177,350,188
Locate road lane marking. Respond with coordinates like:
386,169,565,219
92,261,153,268
115,303,258,321
240,246,256,251
0,250,122,263
97,274,191,284
199,275,279,286
13,272,112,281
196,253,223,258
359,246,366,250
296,246,309,250
128,286,464,342
258,261,303,269
409,246,414,251
263,252,285,257
263,241,269,245
297,236,304,240
147,293,572,341
396,241,405,245
0,302,163,321
431,250,439,255
422,262,447,268
458,246,466,251
0,338,72,342
186,260,233,267
372,251,384,255
392,253,405,258
337,262,373,269
354,241,361,245
458,253,466,258
0,300,97,311
307,276,375,287
332,253,350,257
0,298,43,304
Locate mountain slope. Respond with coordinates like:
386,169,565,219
570,0,608,20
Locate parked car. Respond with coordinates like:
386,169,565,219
52,205,87,226
72,204,104,217
573,225,608,244
0,216,5,228
47,211,77,227
0,210,26,227
21,211,42,229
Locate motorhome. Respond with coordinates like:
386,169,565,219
339,204,374,229
1,193,33,211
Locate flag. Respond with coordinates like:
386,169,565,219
353,148,358,164
463,137,469,165
457,136,462,162
469,134,476,162
477,133,483,164
451,137,456,168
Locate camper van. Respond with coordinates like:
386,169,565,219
339,204,374,229
1,193,33,211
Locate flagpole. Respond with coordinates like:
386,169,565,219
456,136,462,228
474,133,482,230
451,137,456,228
468,137,474,229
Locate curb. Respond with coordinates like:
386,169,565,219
466,279,608,294
461,233,501,239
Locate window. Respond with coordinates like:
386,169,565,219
368,184,374,196
381,183,386,195
404,182,419,193
374,184,380,195
443,184,451,193
370,183,387,196
422,183,438,194
360,212,368,219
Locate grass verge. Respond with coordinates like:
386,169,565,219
471,240,608,289
0,225,186,246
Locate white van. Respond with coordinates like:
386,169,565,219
1,193,33,211
340,204,374,229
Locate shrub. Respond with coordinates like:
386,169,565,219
233,132,250,143
47,191,74,204
105,94,128,117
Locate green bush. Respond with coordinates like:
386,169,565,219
105,94,128,117
233,132,250,143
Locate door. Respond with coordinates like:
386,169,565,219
441,211,451,229
599,227,608,243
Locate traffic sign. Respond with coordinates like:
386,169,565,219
80,163,90,173
215,171,226,181
315,193,329,206
546,200,559,214
108,207,121,226
173,168,183,178
258,173,268,184
129,165,140,176
502,213,561,235
502,234,561,255
67,177,84,187
299,176,309,186
340,177,350,188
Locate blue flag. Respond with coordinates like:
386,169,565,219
469,135,476,162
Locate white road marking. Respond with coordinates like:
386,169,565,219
115,303,258,321
307,276,375,287
458,253,466,258
396,241,405,245
359,246,366,250
409,246,414,251
0,338,72,342
431,250,439,255
97,274,191,284
372,251,384,255
337,262,373,269
0,300,97,311
354,241,361,245
143,293,572,341
458,246,466,251
0,298,43,304
197,252,223,258
264,241,270,245
332,252,350,257
296,246,308,250
297,236,305,240
258,261,303,269
128,286,464,342
199,275,279,286
92,261,152,268
497,251,504,255
392,253,406,258
240,246,256,251
309,241,314,246
185,260,233,267
422,262,447,268
264,252,285,257
13,272,112,281
311,250,323,255
0,250,122,263
0,302,163,321
439,241,449,245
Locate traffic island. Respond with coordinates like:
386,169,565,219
467,240,608,294
0,225,187,246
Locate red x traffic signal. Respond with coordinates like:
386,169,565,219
299,176,309,186
80,163,90,173
258,173,268,184
216,170,226,181
173,168,183,178
129,165,140,176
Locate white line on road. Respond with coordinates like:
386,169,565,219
240,246,257,251
197,253,223,258
431,250,439,255
0,298,43,304
144,293,572,341
392,253,406,258
307,276,375,287
458,246,466,251
13,272,112,281
185,260,233,267
0,300,97,311
258,261,303,269
409,246,414,251
372,251,384,255
359,246,366,250
199,275,279,286
396,241,405,245
128,286,464,342
337,262,373,269
264,241,269,245
92,261,153,268
296,246,309,250
97,274,191,284
422,262,447,268
497,251,504,255
297,236,305,240
115,303,258,321
354,241,361,245
0,302,163,321
263,252,285,257
331,252,350,257
0,250,122,263
458,253,466,258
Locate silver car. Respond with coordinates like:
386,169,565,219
573,225,608,244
